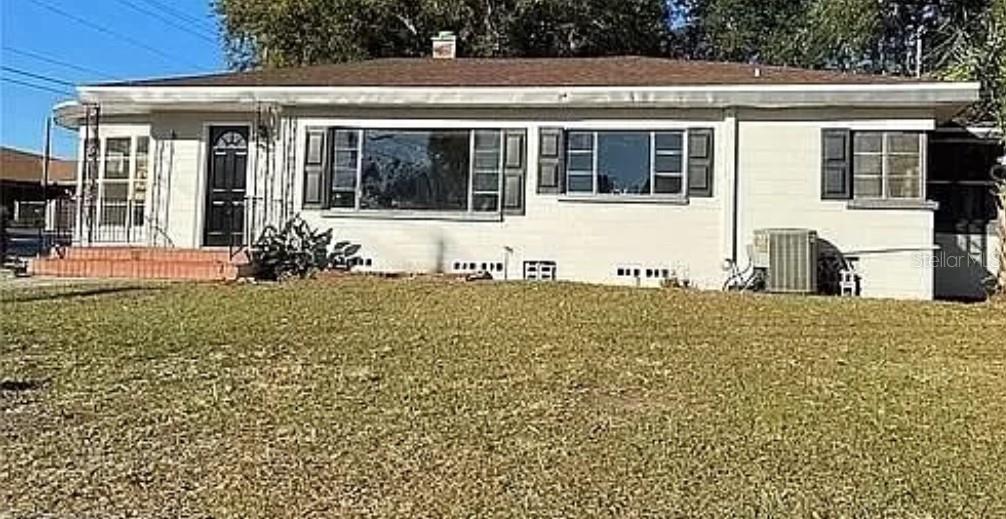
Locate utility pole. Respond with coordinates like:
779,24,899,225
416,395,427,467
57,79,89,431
42,116,52,219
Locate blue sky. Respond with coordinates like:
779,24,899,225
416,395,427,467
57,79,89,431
1,0,226,159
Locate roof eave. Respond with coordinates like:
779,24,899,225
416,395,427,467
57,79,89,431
59,83,980,126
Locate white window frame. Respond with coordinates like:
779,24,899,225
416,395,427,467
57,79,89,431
95,135,149,241
853,131,926,201
469,129,506,213
564,129,690,198
332,129,361,209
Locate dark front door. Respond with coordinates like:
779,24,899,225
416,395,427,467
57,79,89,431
204,126,248,247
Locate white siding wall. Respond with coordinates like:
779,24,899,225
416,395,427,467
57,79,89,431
737,115,936,300
95,107,946,299
296,120,730,289
147,113,258,248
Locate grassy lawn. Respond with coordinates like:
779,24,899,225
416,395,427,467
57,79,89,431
2,278,1005,517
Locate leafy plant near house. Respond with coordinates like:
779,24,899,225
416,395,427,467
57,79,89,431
250,215,361,281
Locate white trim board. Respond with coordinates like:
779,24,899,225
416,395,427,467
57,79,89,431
71,82,980,111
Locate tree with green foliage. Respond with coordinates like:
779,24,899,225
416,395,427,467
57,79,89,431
214,0,674,69
677,0,995,75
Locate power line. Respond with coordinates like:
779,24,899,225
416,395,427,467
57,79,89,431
25,0,208,71
2,46,120,81
111,0,217,44
2,66,76,88
1,76,72,96
135,0,218,33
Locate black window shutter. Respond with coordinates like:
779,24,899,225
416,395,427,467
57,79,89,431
821,129,852,200
303,128,329,208
687,128,715,198
537,127,565,194
502,129,527,215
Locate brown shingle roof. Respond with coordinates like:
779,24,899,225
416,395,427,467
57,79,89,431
106,56,922,88
0,147,76,184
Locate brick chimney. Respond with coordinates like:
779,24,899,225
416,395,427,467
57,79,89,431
432,31,457,59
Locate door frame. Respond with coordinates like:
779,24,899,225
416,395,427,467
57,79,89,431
197,121,255,248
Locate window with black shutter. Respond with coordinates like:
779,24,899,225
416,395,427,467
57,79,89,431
302,128,328,208
688,128,715,197
821,129,852,200
537,128,565,194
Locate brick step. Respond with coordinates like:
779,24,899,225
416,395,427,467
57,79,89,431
29,257,247,281
58,247,248,264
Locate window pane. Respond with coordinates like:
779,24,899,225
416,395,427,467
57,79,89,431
104,183,128,201
335,130,358,149
472,194,499,212
567,152,593,172
854,155,882,176
596,132,650,195
335,150,358,169
568,174,592,193
101,184,128,226
887,132,920,154
654,175,683,195
655,132,683,151
360,129,470,211
654,153,683,174
473,172,499,192
135,137,149,180
474,150,500,170
886,154,921,180
331,191,355,208
854,177,882,198
568,132,593,151
854,133,883,153
474,130,500,150
104,138,131,179
333,168,357,189
101,204,127,226
888,178,921,199
132,202,145,227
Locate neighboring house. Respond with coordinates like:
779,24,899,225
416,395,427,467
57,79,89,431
1,147,76,259
47,38,991,299
0,146,76,225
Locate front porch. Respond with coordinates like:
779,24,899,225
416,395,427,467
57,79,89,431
29,246,252,281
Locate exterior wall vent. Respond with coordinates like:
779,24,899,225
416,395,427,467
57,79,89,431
616,265,671,280
753,229,819,294
451,260,505,274
348,257,374,268
523,261,557,281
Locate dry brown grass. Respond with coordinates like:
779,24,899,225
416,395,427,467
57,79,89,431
2,278,1005,517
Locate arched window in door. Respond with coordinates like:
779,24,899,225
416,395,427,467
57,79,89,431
213,131,248,153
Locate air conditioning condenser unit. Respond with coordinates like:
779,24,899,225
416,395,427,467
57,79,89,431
752,229,819,294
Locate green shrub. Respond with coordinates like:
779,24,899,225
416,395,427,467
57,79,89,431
250,215,360,281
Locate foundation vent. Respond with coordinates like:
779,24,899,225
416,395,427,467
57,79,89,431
616,265,672,280
523,261,557,281
452,260,505,274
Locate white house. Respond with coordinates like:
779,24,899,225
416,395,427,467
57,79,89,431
48,45,995,300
